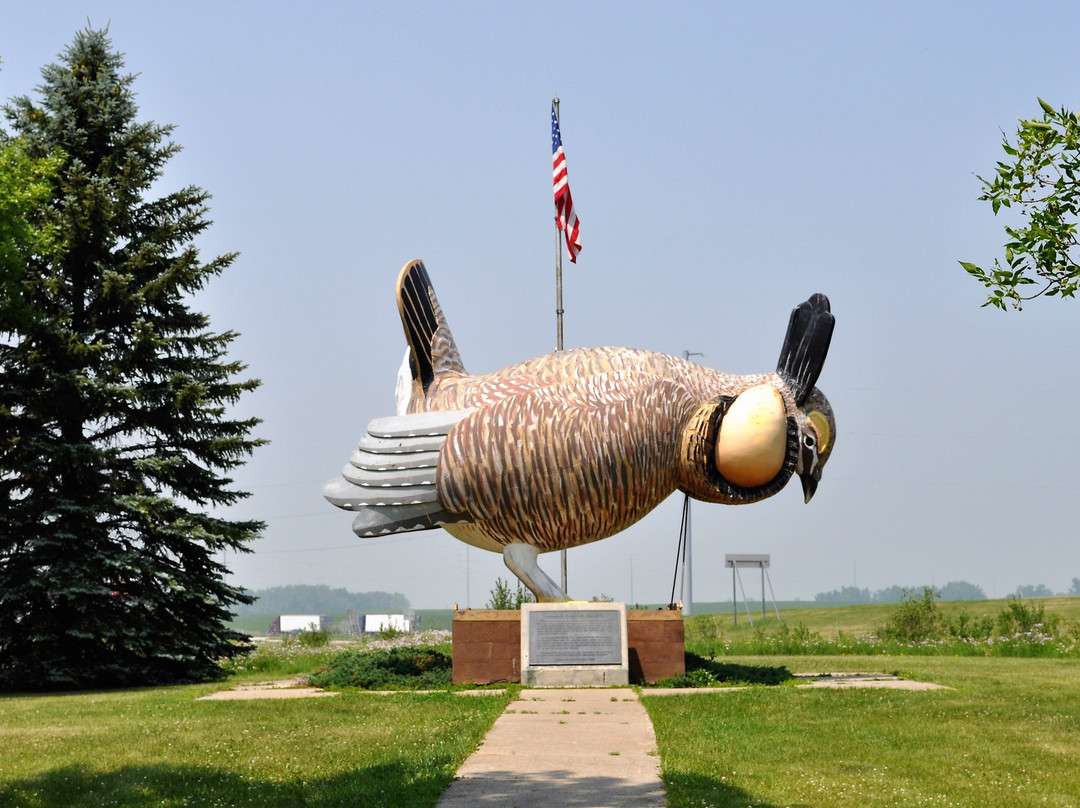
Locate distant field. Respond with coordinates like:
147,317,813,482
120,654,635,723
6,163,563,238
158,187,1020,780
690,595,1080,640
231,596,1080,639
225,602,857,635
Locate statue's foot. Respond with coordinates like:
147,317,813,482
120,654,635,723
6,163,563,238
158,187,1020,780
502,543,569,602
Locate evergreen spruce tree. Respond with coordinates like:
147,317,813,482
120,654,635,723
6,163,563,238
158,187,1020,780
0,27,264,689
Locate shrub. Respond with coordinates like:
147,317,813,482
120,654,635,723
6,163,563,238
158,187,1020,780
486,577,533,609
297,626,333,648
310,646,453,690
997,597,1059,636
946,610,995,640
878,587,945,643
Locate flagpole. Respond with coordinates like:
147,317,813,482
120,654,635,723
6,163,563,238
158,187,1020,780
556,230,565,353
553,96,568,594
556,230,564,351
554,96,565,356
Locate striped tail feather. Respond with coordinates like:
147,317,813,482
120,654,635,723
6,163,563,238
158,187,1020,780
395,259,466,396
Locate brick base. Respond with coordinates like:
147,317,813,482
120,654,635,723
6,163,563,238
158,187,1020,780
626,610,686,683
452,608,684,685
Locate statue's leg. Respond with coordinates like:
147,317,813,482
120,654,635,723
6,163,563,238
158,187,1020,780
502,543,569,602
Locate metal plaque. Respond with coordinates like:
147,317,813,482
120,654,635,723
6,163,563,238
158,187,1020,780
528,608,622,666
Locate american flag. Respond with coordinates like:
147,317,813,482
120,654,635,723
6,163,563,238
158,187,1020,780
551,101,581,262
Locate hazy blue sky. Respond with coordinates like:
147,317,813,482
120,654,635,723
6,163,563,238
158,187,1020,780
4,2,1080,609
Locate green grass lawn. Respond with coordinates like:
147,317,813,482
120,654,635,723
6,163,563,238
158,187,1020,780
7,655,1077,808
0,683,509,808
644,654,1080,808
7,598,1080,807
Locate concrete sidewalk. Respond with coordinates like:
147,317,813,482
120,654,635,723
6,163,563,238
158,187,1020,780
435,688,666,808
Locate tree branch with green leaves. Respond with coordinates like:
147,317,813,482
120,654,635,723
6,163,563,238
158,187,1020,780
962,98,1080,310
0,138,63,331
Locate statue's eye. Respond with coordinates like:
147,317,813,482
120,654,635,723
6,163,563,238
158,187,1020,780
803,434,816,449
807,409,831,453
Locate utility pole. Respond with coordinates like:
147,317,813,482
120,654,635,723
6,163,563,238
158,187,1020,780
681,349,703,616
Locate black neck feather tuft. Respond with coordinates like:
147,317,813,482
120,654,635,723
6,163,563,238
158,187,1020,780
776,293,834,406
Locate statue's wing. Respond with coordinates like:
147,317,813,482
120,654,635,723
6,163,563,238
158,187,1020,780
322,409,474,536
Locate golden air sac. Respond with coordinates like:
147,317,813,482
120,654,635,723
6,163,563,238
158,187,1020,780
714,384,787,488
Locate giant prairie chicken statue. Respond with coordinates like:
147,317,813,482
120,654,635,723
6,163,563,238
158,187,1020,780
324,260,836,601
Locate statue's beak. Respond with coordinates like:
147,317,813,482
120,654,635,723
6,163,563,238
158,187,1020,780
799,473,818,504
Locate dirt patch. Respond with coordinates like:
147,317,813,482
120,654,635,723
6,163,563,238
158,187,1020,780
200,673,950,700
197,678,339,701
645,672,951,696
793,672,950,691
197,680,509,701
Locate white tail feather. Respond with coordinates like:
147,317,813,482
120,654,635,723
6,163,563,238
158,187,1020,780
394,348,411,416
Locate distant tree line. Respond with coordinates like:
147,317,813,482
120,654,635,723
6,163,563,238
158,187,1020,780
815,580,1077,603
815,582,986,603
1014,584,1055,598
232,585,410,615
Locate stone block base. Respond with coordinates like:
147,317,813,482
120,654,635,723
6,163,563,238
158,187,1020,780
451,609,522,685
627,609,687,684
452,608,684,685
522,664,628,687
